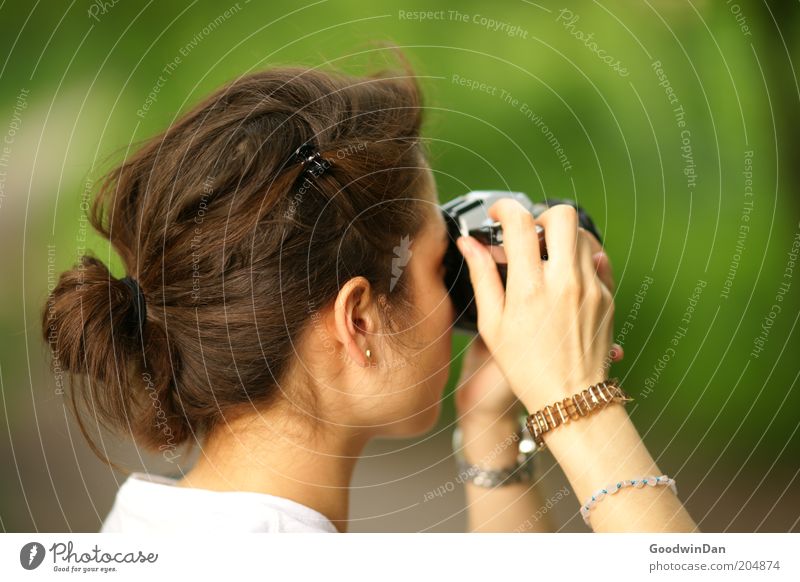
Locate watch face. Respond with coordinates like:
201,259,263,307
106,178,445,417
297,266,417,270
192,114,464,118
441,191,603,333
451,415,538,488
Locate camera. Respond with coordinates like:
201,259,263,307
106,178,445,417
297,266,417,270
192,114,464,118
441,191,603,333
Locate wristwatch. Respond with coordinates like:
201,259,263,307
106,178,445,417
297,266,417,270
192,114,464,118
451,415,538,488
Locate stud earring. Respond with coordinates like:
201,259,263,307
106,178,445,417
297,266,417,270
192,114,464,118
365,348,372,359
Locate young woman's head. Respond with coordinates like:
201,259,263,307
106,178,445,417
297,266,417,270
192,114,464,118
42,61,455,464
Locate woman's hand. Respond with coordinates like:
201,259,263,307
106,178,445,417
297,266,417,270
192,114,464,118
455,199,698,533
455,200,618,412
455,247,621,422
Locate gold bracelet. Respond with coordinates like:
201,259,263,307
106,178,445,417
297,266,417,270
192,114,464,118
524,378,632,449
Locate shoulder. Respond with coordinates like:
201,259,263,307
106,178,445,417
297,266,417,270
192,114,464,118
100,472,337,533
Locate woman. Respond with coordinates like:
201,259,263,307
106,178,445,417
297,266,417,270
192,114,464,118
42,58,697,533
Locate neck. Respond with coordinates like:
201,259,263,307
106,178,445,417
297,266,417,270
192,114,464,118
174,400,370,533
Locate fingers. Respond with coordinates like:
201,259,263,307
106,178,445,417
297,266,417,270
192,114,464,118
576,228,597,287
460,199,619,363
581,227,615,293
572,221,615,366
486,199,543,298
456,235,505,337
594,250,615,293
533,204,580,267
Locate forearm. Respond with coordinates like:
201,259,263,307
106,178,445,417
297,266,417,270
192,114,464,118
542,402,698,532
460,414,553,532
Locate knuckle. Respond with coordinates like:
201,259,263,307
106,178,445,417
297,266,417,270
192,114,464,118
491,197,526,219
521,279,540,300
518,209,536,228
503,202,533,229
600,284,613,303
604,294,616,317
584,283,602,305
578,228,595,248
547,270,570,295
544,203,578,223
558,274,582,301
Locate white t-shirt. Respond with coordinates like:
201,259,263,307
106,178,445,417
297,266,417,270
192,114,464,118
100,472,338,533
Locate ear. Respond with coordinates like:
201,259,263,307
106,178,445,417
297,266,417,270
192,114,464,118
329,276,378,368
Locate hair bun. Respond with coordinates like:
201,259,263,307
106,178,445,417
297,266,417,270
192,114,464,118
42,255,187,467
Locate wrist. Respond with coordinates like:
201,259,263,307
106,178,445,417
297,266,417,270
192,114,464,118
523,378,631,451
457,405,520,431
516,373,608,413
459,410,519,436
543,402,639,458
457,414,523,468
543,404,661,501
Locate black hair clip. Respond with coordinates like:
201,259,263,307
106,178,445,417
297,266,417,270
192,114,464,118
120,275,147,334
293,143,331,178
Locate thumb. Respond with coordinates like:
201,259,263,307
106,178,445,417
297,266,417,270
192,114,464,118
456,235,505,337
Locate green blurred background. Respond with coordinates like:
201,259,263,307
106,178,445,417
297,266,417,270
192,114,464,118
1,0,798,532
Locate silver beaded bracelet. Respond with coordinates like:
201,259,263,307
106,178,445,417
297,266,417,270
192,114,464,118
451,416,537,488
580,475,678,526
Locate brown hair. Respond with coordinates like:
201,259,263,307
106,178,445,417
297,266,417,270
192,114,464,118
42,60,431,467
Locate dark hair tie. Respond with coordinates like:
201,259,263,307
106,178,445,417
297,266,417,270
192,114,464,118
293,143,331,178
120,276,147,333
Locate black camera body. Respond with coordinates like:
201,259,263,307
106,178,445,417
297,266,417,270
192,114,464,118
441,191,603,333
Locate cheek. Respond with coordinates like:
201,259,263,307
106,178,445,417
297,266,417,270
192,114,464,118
402,259,454,376
412,265,451,329
419,282,454,373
